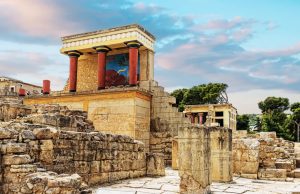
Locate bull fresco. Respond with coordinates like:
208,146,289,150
106,53,140,86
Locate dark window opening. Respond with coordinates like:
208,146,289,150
215,111,223,117
216,119,224,127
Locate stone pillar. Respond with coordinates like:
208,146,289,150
126,41,141,86
172,138,179,170
42,80,50,95
68,51,81,92
94,46,111,90
210,127,233,182
178,125,211,193
19,88,26,96
199,113,203,125
146,153,165,177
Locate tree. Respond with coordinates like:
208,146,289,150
170,88,188,112
290,102,300,112
258,97,289,114
258,97,290,140
237,115,250,131
290,103,300,141
170,83,228,112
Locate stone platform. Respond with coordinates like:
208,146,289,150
93,168,300,194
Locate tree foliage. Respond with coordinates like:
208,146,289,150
237,115,250,131
170,83,228,111
258,96,298,141
258,97,289,113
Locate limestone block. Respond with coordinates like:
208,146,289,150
33,127,58,139
258,168,287,181
0,128,18,139
5,143,27,153
146,153,165,177
3,154,32,165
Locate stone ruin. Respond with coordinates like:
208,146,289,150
0,97,165,194
1,93,236,194
233,130,299,180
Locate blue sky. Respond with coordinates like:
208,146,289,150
0,0,299,114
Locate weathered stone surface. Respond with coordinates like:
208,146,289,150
210,127,232,182
33,127,58,139
0,128,18,139
146,153,165,177
178,126,211,193
233,131,296,180
258,168,287,181
3,154,32,165
233,139,259,176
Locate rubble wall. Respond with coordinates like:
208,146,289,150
0,100,158,193
233,131,296,180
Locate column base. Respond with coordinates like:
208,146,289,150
129,84,137,87
98,87,105,90
43,92,49,95
69,90,76,92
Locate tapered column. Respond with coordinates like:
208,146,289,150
94,46,111,90
198,112,203,125
126,41,141,86
19,88,26,96
43,80,50,94
67,51,81,92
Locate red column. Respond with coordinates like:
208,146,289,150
94,46,111,90
126,41,141,86
19,88,26,96
68,51,81,92
199,113,203,125
43,80,50,94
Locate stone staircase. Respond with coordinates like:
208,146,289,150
295,142,300,178
140,80,191,165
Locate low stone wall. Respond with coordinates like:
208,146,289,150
233,139,260,179
233,131,296,180
178,126,211,194
210,127,233,182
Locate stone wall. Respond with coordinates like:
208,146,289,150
210,127,232,182
0,99,164,193
140,80,190,165
24,88,151,151
233,131,296,180
178,125,211,194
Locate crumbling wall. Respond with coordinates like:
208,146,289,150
210,127,232,182
0,99,163,193
232,139,260,179
178,125,211,194
233,131,296,180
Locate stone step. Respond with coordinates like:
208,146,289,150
294,168,300,178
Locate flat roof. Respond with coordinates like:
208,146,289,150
61,24,156,41
185,103,237,110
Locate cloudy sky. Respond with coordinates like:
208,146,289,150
0,0,299,114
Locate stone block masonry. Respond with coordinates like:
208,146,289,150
178,125,211,194
233,131,297,181
210,127,233,182
0,98,164,194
